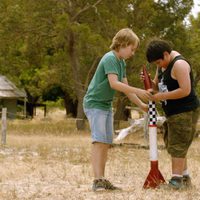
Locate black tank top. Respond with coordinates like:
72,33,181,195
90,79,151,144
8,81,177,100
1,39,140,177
158,55,199,116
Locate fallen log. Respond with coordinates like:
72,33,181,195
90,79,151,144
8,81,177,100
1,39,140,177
114,115,166,141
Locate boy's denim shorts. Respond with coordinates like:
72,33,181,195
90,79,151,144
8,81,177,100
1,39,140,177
84,108,113,144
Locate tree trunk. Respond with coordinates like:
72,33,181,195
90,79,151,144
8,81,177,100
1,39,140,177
63,92,77,117
67,29,100,130
25,89,39,118
66,1,103,130
76,96,86,130
67,30,86,130
194,70,200,88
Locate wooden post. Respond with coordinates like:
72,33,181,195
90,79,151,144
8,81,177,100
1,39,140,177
24,97,27,118
1,107,7,145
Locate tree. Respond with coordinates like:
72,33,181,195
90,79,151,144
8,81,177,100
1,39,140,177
0,0,197,130
185,13,200,93
0,0,58,103
49,0,106,129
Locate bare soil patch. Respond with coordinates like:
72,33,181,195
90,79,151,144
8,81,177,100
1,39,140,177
0,116,200,199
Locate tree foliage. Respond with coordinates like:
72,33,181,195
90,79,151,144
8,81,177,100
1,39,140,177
0,0,199,128
185,13,200,94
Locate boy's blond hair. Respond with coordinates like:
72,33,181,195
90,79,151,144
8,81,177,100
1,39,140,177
110,28,140,51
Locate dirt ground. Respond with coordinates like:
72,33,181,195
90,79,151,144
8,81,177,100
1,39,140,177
0,111,200,200
0,133,200,200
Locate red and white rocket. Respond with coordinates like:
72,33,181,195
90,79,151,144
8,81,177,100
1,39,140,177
142,65,165,189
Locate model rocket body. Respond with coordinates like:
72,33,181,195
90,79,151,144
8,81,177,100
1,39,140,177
142,65,152,91
142,65,165,189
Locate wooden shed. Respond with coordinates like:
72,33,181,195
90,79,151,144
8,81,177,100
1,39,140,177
0,75,26,119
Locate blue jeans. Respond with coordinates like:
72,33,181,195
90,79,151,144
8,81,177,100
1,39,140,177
84,108,113,144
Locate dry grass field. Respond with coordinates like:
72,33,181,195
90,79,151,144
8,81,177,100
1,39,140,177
0,109,200,200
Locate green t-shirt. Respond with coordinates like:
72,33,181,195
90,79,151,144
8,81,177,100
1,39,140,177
83,51,126,110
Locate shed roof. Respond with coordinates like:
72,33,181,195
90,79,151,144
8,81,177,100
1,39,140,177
0,75,26,98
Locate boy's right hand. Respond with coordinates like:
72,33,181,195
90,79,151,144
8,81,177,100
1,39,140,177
140,102,148,113
136,88,153,102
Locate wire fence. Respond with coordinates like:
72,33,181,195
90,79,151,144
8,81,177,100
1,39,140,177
0,111,26,119
1,108,7,145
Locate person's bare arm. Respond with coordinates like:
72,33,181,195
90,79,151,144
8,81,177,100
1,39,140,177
153,60,191,101
126,93,148,112
151,67,159,91
108,74,140,94
122,77,128,85
110,76,149,112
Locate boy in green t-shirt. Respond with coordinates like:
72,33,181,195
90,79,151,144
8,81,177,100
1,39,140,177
83,28,152,191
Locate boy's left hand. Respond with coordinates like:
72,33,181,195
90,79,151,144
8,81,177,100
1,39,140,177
136,88,153,102
140,103,148,113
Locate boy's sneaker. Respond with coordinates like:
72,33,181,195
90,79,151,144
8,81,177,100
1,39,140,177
92,178,121,191
183,175,192,188
168,176,183,190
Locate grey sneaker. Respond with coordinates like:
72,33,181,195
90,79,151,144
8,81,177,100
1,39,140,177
168,176,183,189
92,178,121,191
183,175,192,187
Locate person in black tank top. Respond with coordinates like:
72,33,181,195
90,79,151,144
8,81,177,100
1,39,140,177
146,39,200,189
